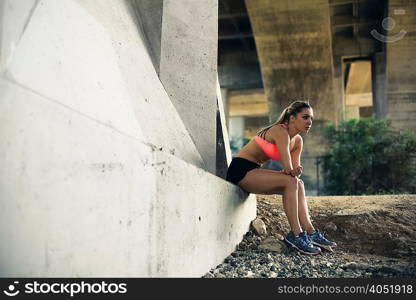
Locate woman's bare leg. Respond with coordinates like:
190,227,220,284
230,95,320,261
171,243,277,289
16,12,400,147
297,179,315,234
237,169,302,236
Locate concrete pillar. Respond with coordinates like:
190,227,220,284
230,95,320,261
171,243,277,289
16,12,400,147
372,51,387,120
245,0,336,124
135,0,218,174
333,55,346,122
131,0,163,74
385,0,416,130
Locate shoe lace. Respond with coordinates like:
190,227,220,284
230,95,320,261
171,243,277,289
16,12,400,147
314,230,329,242
299,234,313,247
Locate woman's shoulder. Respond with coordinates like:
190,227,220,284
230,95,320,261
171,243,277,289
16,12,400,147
269,123,289,135
293,134,303,149
268,124,290,141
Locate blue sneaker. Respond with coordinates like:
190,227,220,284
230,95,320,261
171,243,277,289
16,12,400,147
308,230,337,250
284,231,322,255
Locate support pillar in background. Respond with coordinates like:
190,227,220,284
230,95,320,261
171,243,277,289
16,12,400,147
245,0,337,193
385,0,416,130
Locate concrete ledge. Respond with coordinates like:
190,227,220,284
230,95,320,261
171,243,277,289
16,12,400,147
150,151,256,277
0,78,256,277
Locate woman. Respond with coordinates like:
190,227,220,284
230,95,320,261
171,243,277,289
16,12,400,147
226,101,336,255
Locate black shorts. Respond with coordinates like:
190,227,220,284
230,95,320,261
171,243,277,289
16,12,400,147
226,157,260,185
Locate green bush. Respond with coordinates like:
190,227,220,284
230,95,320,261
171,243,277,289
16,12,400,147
322,118,416,195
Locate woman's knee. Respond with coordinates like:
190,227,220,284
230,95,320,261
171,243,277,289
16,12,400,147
298,179,304,188
285,176,299,189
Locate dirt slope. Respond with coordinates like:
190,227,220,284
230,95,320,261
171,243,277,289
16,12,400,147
255,194,416,258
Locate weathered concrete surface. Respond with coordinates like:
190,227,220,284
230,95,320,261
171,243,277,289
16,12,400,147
2,0,204,169
159,0,219,174
130,0,164,74
385,0,416,131
134,0,219,174
0,0,256,277
0,0,38,73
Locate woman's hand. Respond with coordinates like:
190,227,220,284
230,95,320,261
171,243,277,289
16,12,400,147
290,166,303,177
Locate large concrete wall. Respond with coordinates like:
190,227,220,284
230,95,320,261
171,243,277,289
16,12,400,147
0,0,256,277
385,0,416,131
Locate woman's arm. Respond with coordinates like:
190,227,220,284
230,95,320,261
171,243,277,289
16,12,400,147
290,135,303,177
291,135,303,168
273,127,293,175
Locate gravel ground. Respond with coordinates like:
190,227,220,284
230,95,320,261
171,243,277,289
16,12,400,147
203,194,416,278
203,232,416,278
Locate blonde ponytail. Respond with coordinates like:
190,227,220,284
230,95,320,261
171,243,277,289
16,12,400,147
256,100,311,136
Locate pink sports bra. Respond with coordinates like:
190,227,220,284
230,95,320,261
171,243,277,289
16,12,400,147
254,124,289,161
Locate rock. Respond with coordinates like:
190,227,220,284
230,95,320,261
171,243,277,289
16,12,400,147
341,262,374,271
258,237,286,253
349,233,360,240
275,233,284,241
249,243,258,250
323,222,338,232
251,218,267,236
376,266,403,274
224,256,232,263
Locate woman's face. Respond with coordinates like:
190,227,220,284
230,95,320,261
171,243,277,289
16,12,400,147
291,108,314,133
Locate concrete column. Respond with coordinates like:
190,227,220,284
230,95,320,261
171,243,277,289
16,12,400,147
133,0,218,174
245,0,336,125
131,0,163,74
372,51,387,120
385,0,416,130
333,55,345,122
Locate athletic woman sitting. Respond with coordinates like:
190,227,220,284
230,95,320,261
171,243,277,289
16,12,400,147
226,101,337,255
